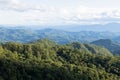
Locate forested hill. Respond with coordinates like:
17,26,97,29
91,39,120,54
0,39,120,80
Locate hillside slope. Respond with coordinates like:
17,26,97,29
91,39,120,54
0,39,119,80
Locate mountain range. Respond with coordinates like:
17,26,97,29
1,26,120,55
0,25,120,79
0,27,120,44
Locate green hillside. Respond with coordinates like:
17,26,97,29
0,39,119,80
91,39,120,54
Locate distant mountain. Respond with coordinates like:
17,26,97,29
0,27,119,44
22,23,120,32
51,23,120,32
113,36,120,43
91,39,120,54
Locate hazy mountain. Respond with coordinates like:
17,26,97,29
45,23,120,32
113,36,120,43
17,23,120,32
0,27,119,44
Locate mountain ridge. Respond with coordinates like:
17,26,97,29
0,27,120,44
91,39,120,54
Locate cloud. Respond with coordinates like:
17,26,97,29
0,0,54,12
59,7,120,25
0,0,24,11
0,0,20,7
0,0,120,25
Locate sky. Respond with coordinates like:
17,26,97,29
0,0,120,26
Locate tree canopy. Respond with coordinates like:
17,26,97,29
0,39,119,80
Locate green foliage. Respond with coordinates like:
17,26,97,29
0,39,119,80
91,39,120,54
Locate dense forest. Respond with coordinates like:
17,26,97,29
0,39,120,80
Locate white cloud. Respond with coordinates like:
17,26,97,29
0,0,120,25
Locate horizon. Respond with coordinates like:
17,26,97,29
0,0,120,32
0,23,120,32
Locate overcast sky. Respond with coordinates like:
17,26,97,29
0,0,120,26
